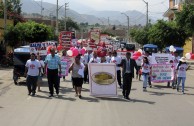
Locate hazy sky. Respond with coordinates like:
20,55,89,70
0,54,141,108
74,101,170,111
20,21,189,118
36,0,169,19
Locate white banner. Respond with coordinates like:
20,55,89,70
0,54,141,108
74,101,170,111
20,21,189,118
88,63,117,97
30,41,56,56
151,53,173,64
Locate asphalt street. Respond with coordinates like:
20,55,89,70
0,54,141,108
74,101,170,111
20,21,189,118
0,67,194,126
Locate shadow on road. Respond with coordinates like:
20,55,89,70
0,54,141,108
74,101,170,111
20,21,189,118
130,99,155,104
99,97,129,102
147,91,174,96
56,95,76,101
81,96,99,102
185,86,194,89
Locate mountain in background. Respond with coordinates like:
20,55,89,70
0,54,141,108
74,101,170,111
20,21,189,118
21,0,150,26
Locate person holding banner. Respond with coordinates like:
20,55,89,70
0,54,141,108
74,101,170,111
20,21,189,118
89,51,101,63
176,57,189,94
44,48,61,97
111,50,122,88
61,50,67,81
69,54,85,99
141,57,151,92
119,52,138,100
144,51,152,88
106,51,112,63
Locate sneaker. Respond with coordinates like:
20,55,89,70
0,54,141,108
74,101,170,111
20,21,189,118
143,88,147,92
149,85,152,88
125,97,130,100
31,93,35,96
182,91,185,94
49,94,53,97
79,95,82,99
177,88,179,92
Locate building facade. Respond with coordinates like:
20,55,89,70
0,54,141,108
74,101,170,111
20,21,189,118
164,0,194,54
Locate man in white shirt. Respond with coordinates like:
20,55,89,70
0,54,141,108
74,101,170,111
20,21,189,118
111,50,122,88
25,53,41,96
83,49,93,83
89,51,101,63
106,51,112,63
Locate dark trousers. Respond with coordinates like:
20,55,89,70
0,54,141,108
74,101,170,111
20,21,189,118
26,75,38,94
117,70,122,86
47,69,59,95
148,76,152,86
84,68,89,83
123,73,133,98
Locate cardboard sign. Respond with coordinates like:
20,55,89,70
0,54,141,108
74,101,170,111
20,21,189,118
90,30,100,44
88,63,117,97
151,53,173,64
151,64,172,83
61,56,73,76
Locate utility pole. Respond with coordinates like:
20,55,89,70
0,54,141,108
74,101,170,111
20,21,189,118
108,17,110,27
142,0,148,26
121,13,130,43
4,0,7,32
41,0,43,19
56,0,59,35
64,2,69,31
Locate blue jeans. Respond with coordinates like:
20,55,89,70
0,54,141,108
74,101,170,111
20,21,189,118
177,77,186,92
142,73,149,88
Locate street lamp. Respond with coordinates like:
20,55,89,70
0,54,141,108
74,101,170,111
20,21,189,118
121,13,130,43
142,0,148,26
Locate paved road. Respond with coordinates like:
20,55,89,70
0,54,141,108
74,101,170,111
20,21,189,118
0,67,194,126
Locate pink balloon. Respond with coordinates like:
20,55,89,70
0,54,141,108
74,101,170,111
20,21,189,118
136,52,142,56
70,47,74,50
72,48,79,56
132,56,139,60
80,49,86,55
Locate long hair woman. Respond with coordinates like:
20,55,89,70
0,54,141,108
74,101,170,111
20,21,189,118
141,56,151,91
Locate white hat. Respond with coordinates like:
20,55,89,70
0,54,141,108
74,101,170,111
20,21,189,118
179,57,187,62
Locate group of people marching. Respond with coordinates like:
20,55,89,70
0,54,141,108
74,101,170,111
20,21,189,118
24,47,189,100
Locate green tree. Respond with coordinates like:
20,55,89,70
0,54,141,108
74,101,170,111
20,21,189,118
130,27,149,45
4,21,55,48
176,4,194,37
148,20,187,50
0,0,23,25
59,18,80,31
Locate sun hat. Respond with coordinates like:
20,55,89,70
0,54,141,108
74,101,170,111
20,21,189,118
179,57,187,62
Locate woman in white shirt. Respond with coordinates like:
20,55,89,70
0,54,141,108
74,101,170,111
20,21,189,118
141,56,151,91
69,54,85,98
176,57,189,94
